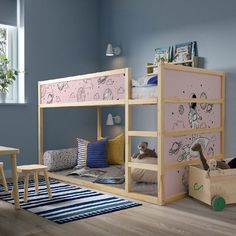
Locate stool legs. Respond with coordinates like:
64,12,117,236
0,165,8,192
44,170,52,198
34,171,39,193
24,173,29,203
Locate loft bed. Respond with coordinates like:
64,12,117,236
38,64,225,205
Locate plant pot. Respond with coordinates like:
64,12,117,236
0,91,7,103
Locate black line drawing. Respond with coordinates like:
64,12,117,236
83,79,93,90
98,76,107,85
206,104,213,113
200,92,207,110
46,94,54,104
70,92,75,99
169,141,182,155
41,86,46,98
103,88,113,100
172,120,185,130
188,94,202,128
77,87,86,101
177,145,191,162
57,82,65,91
177,136,209,162
117,87,125,94
207,147,214,156
56,96,61,102
178,104,185,115
94,93,100,100
106,79,114,86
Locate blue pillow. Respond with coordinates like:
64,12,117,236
147,75,158,85
87,139,108,168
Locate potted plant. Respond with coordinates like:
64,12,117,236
0,53,18,103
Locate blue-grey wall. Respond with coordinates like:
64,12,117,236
0,0,16,26
0,0,100,171
99,0,236,158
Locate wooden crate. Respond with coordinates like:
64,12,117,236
189,165,236,210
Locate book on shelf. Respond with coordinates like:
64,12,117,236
153,46,172,73
173,41,196,63
154,46,172,65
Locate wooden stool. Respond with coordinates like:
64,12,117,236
0,162,8,192
16,164,52,203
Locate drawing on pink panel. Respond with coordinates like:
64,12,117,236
165,132,221,164
165,102,221,131
164,168,186,198
164,69,221,99
40,74,125,104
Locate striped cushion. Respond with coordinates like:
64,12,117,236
76,138,89,169
87,139,108,168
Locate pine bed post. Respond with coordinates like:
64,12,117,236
221,73,225,160
97,107,102,140
125,68,132,192
158,64,165,205
38,82,43,165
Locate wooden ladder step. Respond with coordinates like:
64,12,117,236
128,162,158,171
128,131,158,137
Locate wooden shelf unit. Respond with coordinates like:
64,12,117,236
38,64,225,206
146,56,198,75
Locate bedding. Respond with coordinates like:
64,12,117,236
131,86,158,99
52,165,157,196
131,157,157,183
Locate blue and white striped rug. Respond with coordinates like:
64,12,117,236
0,179,141,224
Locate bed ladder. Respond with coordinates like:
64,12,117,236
125,69,163,204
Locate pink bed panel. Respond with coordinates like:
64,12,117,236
164,167,187,198
164,103,221,131
164,132,221,164
40,73,125,104
163,69,222,99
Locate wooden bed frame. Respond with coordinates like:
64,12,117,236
38,64,225,205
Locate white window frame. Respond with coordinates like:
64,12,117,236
0,24,18,103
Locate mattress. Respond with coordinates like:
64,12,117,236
131,86,158,99
52,165,157,196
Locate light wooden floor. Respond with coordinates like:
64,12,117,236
0,195,235,236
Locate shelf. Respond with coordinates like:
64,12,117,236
128,131,158,137
146,56,198,75
128,162,158,171
128,98,157,105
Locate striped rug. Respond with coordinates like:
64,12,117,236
0,179,141,224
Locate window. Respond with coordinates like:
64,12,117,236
0,24,18,103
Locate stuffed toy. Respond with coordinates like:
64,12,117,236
206,159,220,178
191,143,230,170
132,142,157,160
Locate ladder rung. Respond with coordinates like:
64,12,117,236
128,98,157,105
128,162,158,171
128,131,157,137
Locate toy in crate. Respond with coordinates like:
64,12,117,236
189,165,236,211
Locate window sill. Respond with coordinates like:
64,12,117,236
0,102,27,106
